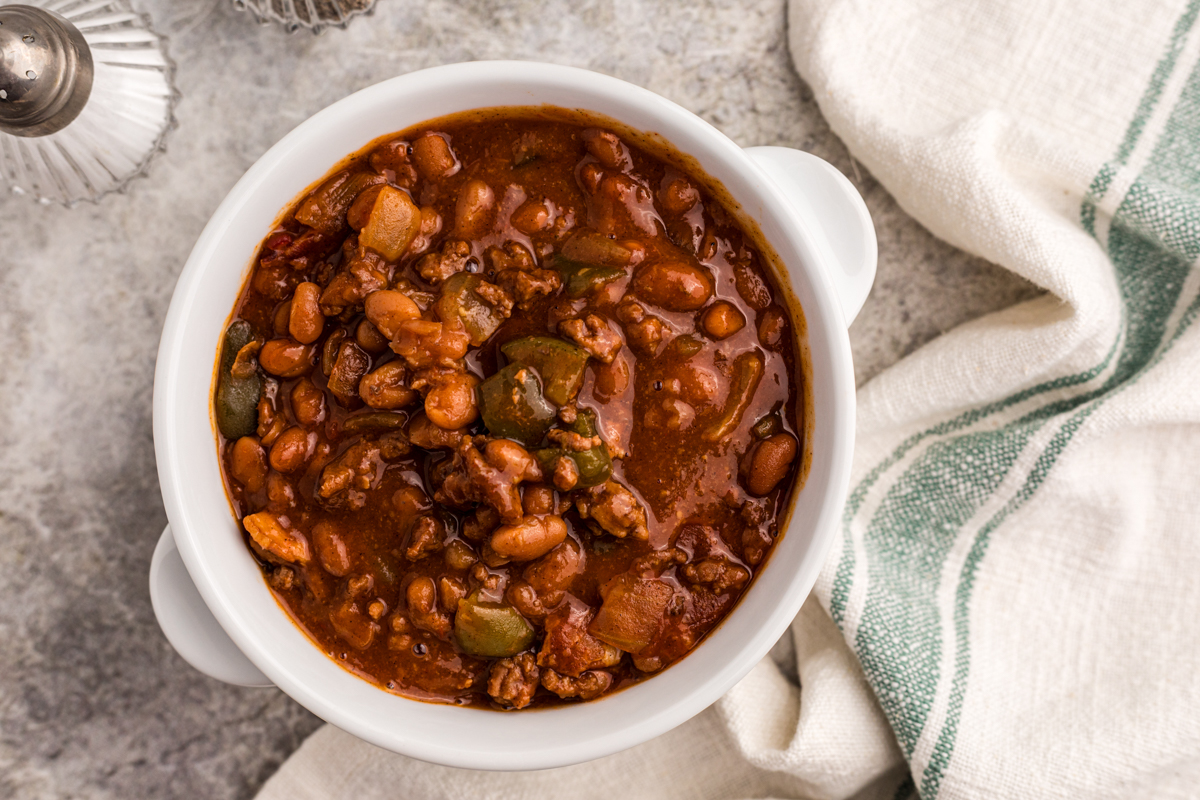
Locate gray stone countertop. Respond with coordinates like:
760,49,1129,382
0,1,1039,797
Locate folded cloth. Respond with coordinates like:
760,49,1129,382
259,1,1200,797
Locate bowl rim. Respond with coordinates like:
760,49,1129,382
153,60,856,770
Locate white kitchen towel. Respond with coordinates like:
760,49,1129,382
258,0,1200,797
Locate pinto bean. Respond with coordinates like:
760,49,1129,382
229,437,268,493
290,377,327,427
511,197,552,234
444,539,478,571
259,339,316,378
489,514,568,562
757,306,788,350
701,301,746,340
591,351,630,403
424,373,480,430
411,133,459,181
743,433,798,496
660,177,699,215
313,521,352,577
287,282,324,344
579,162,604,194
633,260,714,311
272,301,292,337
265,470,295,510
581,129,631,171
269,427,314,474
355,319,390,354
453,179,496,239
406,575,451,639
359,361,417,410
364,289,421,340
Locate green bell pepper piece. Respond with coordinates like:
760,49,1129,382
534,407,612,488
479,363,556,445
500,335,589,406
454,593,534,657
551,255,625,299
435,272,509,346
215,320,262,439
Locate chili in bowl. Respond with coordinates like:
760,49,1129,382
217,109,804,708
152,61,872,769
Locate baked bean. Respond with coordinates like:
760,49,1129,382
507,581,543,618
743,433,798,496
701,301,746,340
523,485,555,516
489,515,568,562
290,377,327,427
734,260,772,310
592,351,630,403
265,470,295,510
269,427,314,473
758,306,787,350
272,301,292,336
411,133,459,181
313,521,352,577
359,361,417,409
251,262,298,301
289,282,325,345
510,197,552,234
660,177,699,215
355,319,390,354
364,289,421,340
581,129,630,171
444,539,478,571
368,140,419,189
424,373,480,430
260,338,316,378
406,575,451,638
632,261,714,312
257,397,287,447
579,162,604,194
453,179,496,239
229,437,267,493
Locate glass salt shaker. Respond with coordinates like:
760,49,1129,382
0,1,175,205
233,0,376,34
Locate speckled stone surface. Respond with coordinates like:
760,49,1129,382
0,1,1040,797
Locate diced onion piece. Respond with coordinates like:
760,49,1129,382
359,186,422,261
588,575,673,653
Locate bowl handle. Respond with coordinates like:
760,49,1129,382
149,525,273,687
744,146,877,325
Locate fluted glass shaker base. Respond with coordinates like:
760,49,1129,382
0,1,175,205
234,0,376,34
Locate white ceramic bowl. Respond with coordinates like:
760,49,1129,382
150,61,875,771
